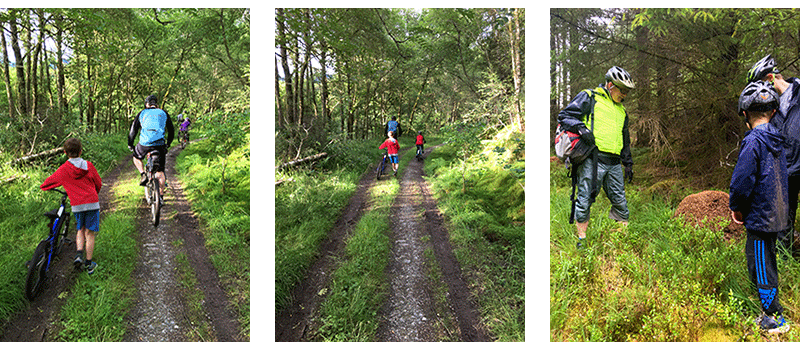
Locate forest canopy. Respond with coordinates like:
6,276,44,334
0,8,250,156
275,8,524,162
550,8,798,187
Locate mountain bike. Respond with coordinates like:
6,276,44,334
143,150,162,227
25,188,72,301
376,153,389,180
416,146,424,161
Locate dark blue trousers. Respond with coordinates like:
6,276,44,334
746,230,784,316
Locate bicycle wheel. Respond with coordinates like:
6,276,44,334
377,157,385,180
151,178,161,227
25,240,50,301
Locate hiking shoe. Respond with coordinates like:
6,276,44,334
758,314,790,334
85,261,98,275
139,172,148,186
73,255,84,270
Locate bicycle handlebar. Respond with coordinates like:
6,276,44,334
48,188,67,196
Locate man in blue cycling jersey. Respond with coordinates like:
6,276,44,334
128,94,174,195
385,116,402,138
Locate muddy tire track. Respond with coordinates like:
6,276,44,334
124,143,241,342
274,158,378,341
276,145,490,341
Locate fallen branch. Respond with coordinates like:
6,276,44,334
6,147,64,165
1,174,28,184
275,177,294,187
276,152,327,170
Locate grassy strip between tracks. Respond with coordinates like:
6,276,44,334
314,148,418,341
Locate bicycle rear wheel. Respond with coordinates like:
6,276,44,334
150,178,161,227
377,157,386,180
25,240,49,300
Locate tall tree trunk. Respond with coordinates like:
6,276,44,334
509,8,523,131
9,16,27,116
320,40,329,130
1,22,15,119
24,11,32,117
86,52,95,130
277,9,294,126
31,10,44,118
275,55,283,127
56,14,66,114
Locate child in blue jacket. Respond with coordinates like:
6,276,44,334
730,81,790,333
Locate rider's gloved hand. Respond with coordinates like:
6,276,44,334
577,125,595,145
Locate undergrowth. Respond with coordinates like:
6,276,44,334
549,157,800,342
0,131,129,338
176,130,250,339
426,123,525,341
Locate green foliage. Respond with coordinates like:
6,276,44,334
274,169,360,312
317,179,397,341
426,126,525,341
57,206,138,341
548,162,798,341
176,136,250,338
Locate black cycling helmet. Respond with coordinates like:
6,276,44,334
738,80,779,116
605,66,635,92
145,94,158,107
747,54,779,83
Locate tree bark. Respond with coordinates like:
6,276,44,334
277,9,294,126
509,8,523,130
1,22,15,119
9,15,27,116
55,13,67,114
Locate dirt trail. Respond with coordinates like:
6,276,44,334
0,143,241,342
124,143,240,342
276,146,490,342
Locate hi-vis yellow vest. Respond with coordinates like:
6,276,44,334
582,87,627,155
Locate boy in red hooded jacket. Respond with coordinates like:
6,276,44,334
379,131,400,176
41,138,102,274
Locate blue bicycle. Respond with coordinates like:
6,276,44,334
25,188,71,300
376,153,389,180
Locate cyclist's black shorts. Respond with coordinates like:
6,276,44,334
133,144,167,172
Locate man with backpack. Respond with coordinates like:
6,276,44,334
557,66,635,248
385,116,402,138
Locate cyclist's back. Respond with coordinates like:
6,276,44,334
128,94,174,187
134,108,171,146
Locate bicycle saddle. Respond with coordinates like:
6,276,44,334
43,208,60,219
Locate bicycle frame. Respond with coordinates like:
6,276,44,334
44,193,67,272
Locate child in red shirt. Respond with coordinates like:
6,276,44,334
415,132,425,156
41,138,102,274
379,131,400,176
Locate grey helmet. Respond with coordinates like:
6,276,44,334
747,54,779,83
738,80,779,116
605,66,635,91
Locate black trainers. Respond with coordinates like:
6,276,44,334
86,261,98,275
139,172,148,186
757,313,790,334
73,255,84,270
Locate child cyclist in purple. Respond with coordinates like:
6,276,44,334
179,112,191,142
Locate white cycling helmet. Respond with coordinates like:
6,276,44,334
605,66,635,91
